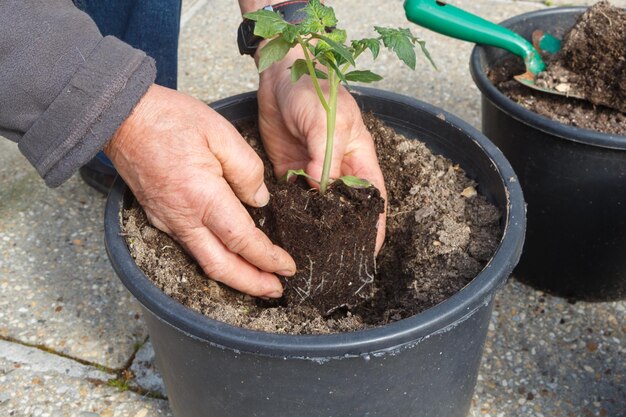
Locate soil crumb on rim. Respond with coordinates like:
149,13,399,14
122,115,502,334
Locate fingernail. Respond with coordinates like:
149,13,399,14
277,268,296,277
254,183,270,207
265,289,283,298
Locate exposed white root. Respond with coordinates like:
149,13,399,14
338,250,344,273
313,272,328,294
354,245,375,296
294,255,315,303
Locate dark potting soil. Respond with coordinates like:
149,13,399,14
247,178,384,315
538,1,626,113
122,115,502,334
490,1,626,135
491,58,626,136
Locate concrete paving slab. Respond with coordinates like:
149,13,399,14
527,0,626,6
0,141,147,369
0,354,171,417
178,0,259,101
471,280,626,417
129,341,166,398
0,338,169,416
0,339,109,382
181,0,211,28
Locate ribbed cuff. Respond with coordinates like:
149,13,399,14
18,36,157,187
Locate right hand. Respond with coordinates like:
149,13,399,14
256,48,387,253
104,84,296,298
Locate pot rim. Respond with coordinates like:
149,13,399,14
469,6,626,149
105,87,525,358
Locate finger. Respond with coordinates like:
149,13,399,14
339,123,386,190
206,118,271,208
341,130,388,254
180,226,284,298
258,112,310,178
303,123,347,189
374,211,387,255
201,178,297,276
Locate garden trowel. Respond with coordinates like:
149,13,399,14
403,0,583,99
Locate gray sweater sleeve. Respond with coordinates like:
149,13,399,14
0,0,157,187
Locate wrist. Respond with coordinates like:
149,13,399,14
238,0,310,57
104,84,157,164
239,1,271,15
239,0,321,14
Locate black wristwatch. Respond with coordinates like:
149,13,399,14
237,1,310,56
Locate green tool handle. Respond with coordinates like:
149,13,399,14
404,0,545,74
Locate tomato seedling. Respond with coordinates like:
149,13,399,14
246,0,436,193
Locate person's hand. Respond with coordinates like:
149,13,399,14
104,84,296,298
256,48,387,252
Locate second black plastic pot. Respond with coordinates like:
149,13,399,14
105,88,525,417
470,7,626,301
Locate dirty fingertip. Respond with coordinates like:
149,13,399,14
264,288,284,298
253,183,270,207
277,268,296,277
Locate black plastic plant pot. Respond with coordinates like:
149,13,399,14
470,7,626,301
105,88,525,417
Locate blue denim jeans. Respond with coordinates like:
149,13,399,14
75,0,182,172
75,0,182,89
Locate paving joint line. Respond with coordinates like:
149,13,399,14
94,376,168,401
120,335,149,374
0,334,166,399
0,334,123,374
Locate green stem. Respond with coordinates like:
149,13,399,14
321,47,364,193
298,38,330,113
319,69,339,194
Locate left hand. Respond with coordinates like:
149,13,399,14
256,48,387,253
105,85,296,298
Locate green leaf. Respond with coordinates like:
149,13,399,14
313,39,332,57
316,34,355,66
314,68,328,79
300,0,337,33
282,25,300,44
244,10,288,39
289,59,327,82
290,59,310,83
306,42,317,57
325,28,347,44
337,176,372,188
344,70,383,83
258,36,292,72
352,38,381,59
283,169,319,183
375,26,417,70
416,38,438,70
325,58,348,84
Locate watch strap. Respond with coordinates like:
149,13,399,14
238,1,310,56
